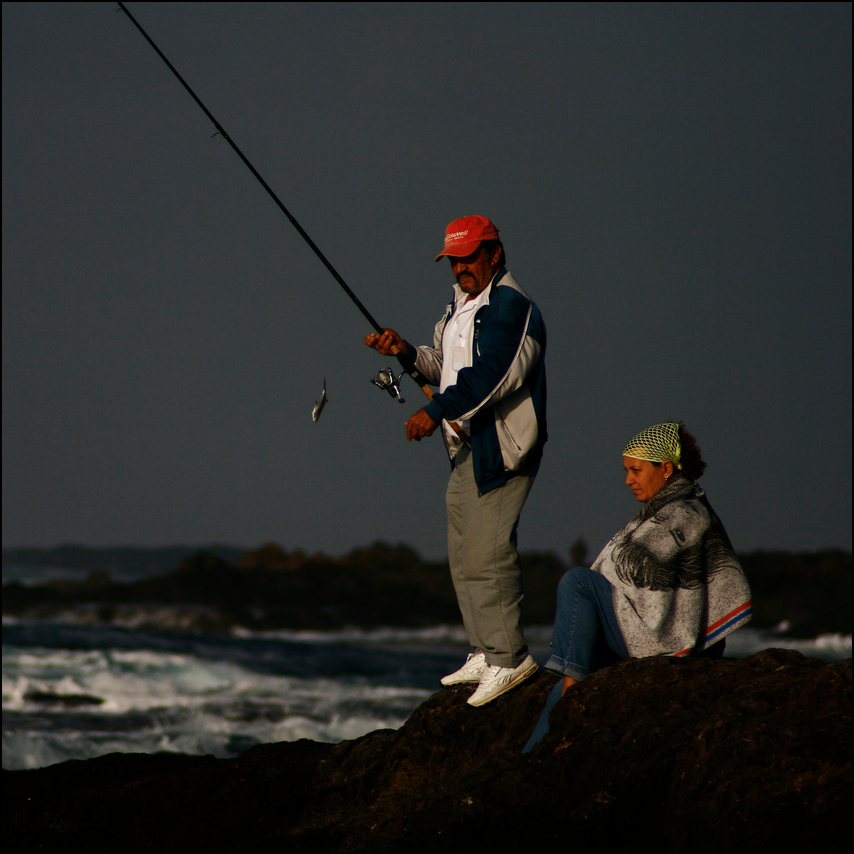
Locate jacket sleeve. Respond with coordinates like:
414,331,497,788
424,288,540,423
409,308,451,387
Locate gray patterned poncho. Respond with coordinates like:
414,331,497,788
591,477,752,658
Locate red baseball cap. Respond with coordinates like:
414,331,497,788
434,215,500,262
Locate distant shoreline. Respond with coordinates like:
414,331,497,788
3,543,850,637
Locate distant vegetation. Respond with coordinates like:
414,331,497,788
2,543,851,636
3,544,244,576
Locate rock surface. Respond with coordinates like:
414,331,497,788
4,649,850,852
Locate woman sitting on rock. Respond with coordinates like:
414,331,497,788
523,422,752,752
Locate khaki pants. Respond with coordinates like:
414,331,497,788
445,445,538,668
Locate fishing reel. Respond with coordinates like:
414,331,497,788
370,366,405,403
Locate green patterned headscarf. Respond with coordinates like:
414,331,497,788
623,422,682,470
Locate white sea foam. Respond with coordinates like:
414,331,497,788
3,646,428,714
722,625,852,660
2,620,849,772
1,635,432,771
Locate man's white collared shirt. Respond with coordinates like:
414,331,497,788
439,285,491,453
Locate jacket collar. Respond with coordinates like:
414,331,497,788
451,266,508,306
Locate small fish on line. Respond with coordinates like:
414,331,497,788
312,380,329,422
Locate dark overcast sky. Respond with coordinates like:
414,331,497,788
3,2,851,560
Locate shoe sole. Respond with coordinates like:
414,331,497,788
466,662,538,707
441,675,483,686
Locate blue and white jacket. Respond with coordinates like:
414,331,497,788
410,268,547,494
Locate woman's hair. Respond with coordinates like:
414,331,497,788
677,424,706,480
651,423,706,480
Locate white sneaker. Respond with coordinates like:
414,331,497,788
466,654,538,706
440,652,486,686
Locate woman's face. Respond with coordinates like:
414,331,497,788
623,456,671,503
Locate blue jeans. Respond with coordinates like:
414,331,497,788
523,567,628,753
523,567,726,753
544,567,630,681
522,566,726,753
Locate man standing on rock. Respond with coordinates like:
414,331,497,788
365,215,547,706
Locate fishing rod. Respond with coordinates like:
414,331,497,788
116,2,463,429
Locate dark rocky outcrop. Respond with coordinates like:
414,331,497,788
1,543,462,631
5,649,850,852
4,544,851,635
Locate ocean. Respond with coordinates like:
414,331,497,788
2,563,851,772
2,616,849,772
